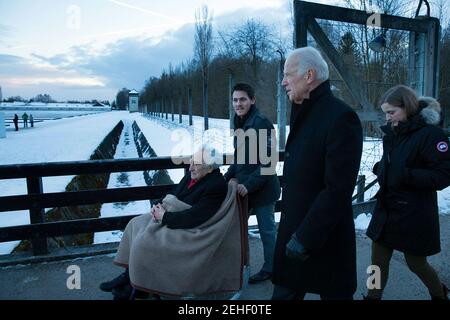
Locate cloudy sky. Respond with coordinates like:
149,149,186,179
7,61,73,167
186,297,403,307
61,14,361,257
0,0,342,102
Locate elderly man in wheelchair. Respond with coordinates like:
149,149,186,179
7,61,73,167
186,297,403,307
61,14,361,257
99,146,249,300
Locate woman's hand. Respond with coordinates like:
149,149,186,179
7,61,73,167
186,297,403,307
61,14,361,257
152,204,166,223
237,184,248,196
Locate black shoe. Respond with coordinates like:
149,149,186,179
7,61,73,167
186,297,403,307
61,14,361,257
431,284,449,301
249,270,272,284
133,289,150,300
362,294,381,300
100,270,129,292
112,283,133,300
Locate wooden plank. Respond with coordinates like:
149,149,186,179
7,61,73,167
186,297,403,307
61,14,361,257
0,175,285,212
296,0,429,33
0,215,138,242
0,184,176,212
0,157,189,179
0,152,286,180
0,197,377,243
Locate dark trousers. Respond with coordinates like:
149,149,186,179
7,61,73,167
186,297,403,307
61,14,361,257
272,285,353,300
366,241,444,299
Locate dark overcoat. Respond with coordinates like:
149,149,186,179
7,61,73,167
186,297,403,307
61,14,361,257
367,107,450,256
272,81,363,297
224,105,281,208
161,169,227,229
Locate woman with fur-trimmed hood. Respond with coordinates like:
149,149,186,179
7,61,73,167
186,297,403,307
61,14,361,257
365,85,450,300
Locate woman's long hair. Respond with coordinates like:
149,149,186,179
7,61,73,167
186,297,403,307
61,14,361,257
379,85,419,119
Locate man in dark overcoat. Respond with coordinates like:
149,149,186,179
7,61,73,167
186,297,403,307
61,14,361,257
271,47,363,300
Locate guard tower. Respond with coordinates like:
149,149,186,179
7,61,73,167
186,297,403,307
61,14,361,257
128,89,139,113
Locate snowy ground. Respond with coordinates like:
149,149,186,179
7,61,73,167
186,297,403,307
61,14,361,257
93,119,150,244
0,111,128,254
1,110,449,254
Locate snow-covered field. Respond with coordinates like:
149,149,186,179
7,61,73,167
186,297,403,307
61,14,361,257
93,119,150,244
0,111,128,254
1,110,449,254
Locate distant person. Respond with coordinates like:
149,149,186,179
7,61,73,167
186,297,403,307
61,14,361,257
272,47,363,300
13,114,19,131
29,114,34,128
22,112,28,128
365,85,450,300
224,83,280,284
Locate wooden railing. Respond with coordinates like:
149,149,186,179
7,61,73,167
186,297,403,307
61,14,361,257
0,152,375,256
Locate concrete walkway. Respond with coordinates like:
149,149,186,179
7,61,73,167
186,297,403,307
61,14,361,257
1,215,449,300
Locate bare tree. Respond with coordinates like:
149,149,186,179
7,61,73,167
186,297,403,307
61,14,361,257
219,19,276,82
194,5,213,130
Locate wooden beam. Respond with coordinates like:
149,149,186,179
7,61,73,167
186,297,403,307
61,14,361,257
294,3,308,47
307,17,375,113
0,156,190,179
0,185,176,212
295,0,429,33
424,17,440,98
0,215,138,242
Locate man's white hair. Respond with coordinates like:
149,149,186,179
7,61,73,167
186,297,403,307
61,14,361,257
288,47,329,81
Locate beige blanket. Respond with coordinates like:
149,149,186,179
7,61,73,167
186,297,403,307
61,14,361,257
114,180,243,296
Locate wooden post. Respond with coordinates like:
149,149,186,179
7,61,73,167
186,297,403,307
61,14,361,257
294,2,308,48
408,31,425,95
171,99,174,121
26,177,48,255
424,18,440,98
277,51,286,151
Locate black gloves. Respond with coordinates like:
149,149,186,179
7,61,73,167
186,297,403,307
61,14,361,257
286,233,310,262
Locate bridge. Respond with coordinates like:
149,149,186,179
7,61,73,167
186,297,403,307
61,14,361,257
0,153,449,300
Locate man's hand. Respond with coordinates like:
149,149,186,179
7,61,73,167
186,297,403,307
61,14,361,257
237,184,248,197
286,233,310,262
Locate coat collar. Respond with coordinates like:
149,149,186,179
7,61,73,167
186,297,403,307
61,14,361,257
180,168,220,193
307,80,332,106
233,105,259,130
289,80,331,128
380,106,441,137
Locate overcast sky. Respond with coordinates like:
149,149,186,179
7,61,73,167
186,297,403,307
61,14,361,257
0,0,340,102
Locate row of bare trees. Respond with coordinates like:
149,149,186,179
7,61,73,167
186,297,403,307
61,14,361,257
139,5,286,128
138,1,450,127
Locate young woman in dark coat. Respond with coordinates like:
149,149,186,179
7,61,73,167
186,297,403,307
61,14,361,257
366,85,450,300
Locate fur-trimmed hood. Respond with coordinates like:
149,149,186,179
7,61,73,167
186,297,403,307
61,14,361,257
419,96,441,126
